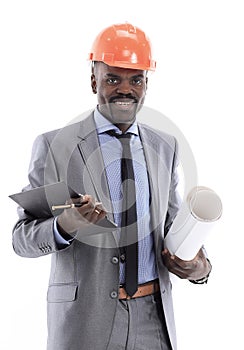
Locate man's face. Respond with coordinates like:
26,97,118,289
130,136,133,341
91,62,148,126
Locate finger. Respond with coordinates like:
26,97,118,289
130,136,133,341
166,253,196,270
85,210,99,223
94,208,106,219
94,201,107,212
82,195,96,207
76,195,96,216
85,205,107,223
162,249,176,265
65,195,87,207
162,248,169,256
71,194,84,203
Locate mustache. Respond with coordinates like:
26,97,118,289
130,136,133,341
109,94,138,103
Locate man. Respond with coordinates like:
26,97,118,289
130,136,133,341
12,23,211,350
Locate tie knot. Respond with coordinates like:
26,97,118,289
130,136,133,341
107,130,132,138
107,130,133,145
117,133,132,140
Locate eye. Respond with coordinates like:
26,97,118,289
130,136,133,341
106,77,120,85
131,78,144,86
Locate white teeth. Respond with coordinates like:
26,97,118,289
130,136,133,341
115,101,132,106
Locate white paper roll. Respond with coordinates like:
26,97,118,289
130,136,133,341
164,186,222,261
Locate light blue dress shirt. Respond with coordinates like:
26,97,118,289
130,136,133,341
94,108,158,284
54,107,158,284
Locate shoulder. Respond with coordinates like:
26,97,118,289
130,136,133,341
39,121,81,143
34,112,95,145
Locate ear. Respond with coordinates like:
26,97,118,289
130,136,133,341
91,74,97,94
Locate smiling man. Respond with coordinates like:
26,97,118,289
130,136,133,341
12,23,211,350
91,62,148,130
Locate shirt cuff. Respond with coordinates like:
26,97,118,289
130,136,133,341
53,217,74,246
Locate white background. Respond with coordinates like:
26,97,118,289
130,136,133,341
1,1,243,349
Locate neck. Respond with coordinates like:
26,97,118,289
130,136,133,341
115,123,132,133
97,106,135,133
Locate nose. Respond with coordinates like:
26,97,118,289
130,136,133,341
116,79,132,95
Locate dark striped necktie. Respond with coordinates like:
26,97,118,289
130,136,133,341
108,130,138,297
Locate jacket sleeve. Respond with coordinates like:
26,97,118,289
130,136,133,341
12,133,62,258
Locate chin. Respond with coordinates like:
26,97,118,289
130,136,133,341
110,104,138,122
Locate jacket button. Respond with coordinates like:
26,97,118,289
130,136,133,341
110,291,118,299
111,256,119,264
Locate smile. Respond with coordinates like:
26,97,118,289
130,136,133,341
114,101,134,106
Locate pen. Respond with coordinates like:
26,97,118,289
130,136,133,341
51,203,84,211
51,201,102,213
51,202,117,227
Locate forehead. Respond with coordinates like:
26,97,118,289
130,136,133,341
95,62,147,77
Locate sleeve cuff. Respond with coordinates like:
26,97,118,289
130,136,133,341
53,217,74,246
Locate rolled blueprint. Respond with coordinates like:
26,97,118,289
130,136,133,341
164,186,222,261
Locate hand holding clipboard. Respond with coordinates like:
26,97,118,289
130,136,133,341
9,182,117,236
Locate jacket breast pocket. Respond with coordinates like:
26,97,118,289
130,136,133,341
47,283,78,303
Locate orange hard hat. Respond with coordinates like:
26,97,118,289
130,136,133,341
88,23,156,71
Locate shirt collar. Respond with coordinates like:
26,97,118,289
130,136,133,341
94,106,139,136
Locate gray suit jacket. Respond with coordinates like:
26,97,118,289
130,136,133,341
12,112,180,350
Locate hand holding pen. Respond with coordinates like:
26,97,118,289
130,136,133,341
55,194,107,234
52,194,102,214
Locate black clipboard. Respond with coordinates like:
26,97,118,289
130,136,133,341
9,182,117,232
9,182,79,218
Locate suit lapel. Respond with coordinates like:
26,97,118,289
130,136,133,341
77,113,114,223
